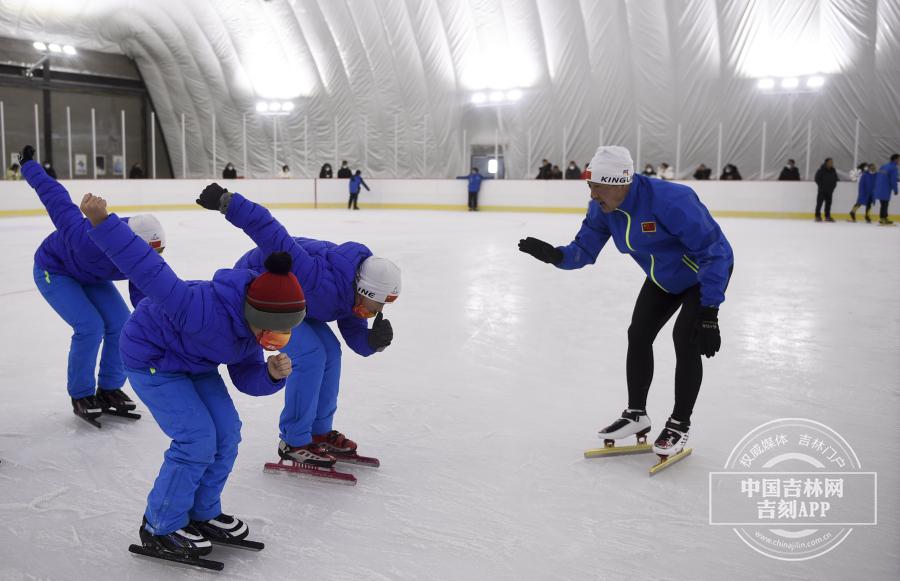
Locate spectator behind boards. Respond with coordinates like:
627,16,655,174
778,159,800,181
564,161,581,179
536,159,552,179
720,164,741,180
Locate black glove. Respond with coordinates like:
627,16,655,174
694,306,721,358
196,182,229,213
367,312,393,352
19,145,35,164
518,237,563,265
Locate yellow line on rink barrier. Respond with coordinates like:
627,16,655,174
0,204,896,221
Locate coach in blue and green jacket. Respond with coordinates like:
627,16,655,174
518,145,733,447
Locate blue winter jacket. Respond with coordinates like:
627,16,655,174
557,174,734,307
22,160,144,306
227,193,375,357
873,161,898,202
857,172,877,205
87,214,285,396
349,175,369,194
456,172,492,193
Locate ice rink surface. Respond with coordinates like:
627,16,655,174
0,207,898,581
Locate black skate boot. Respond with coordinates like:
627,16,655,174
278,440,336,468
72,395,102,428
192,514,264,551
129,517,221,570
849,210,856,222
138,517,212,557
96,388,141,420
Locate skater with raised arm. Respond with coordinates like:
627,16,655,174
518,146,734,473
196,183,400,484
18,145,164,427
79,193,305,570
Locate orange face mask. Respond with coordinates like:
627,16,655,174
256,330,291,351
352,304,378,319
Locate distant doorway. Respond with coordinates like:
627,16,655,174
470,154,505,179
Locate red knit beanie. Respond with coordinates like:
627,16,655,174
244,252,306,330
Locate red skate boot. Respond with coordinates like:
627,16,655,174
313,430,380,468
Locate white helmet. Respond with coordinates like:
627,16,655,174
355,257,401,303
128,214,166,250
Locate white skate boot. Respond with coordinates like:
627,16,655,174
652,418,689,457
599,409,652,444
585,410,652,458
648,417,694,475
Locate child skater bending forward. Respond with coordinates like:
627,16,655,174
80,193,305,560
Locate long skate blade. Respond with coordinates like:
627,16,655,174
209,538,264,551
103,409,142,420
77,414,102,429
332,452,380,468
649,448,693,476
128,544,224,571
584,443,651,458
263,461,357,486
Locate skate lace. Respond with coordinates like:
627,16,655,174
327,430,347,446
659,428,682,447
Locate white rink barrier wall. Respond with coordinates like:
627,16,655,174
0,178,895,219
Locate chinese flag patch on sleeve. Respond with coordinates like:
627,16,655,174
641,221,657,233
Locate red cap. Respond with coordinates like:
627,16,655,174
247,271,305,311
245,269,306,330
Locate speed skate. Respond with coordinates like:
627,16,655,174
585,410,692,475
263,452,381,485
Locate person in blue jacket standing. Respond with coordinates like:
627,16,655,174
79,193,305,561
849,163,877,223
457,167,493,211
18,145,164,427
348,169,369,210
195,183,399,468
873,153,899,225
518,146,734,458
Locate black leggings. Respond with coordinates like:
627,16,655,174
880,199,890,220
815,188,834,218
626,278,703,424
467,191,479,210
348,192,359,209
